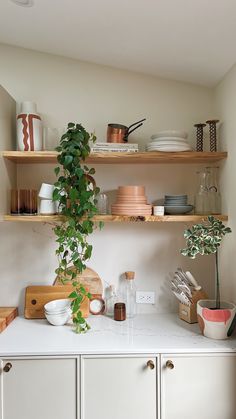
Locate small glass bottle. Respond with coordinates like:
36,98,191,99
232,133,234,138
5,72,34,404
124,271,137,318
105,285,117,317
195,170,210,214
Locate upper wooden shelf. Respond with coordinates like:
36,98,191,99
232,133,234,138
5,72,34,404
1,151,227,164
3,214,228,223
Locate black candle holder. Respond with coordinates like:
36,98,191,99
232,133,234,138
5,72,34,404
206,119,219,152
194,123,206,152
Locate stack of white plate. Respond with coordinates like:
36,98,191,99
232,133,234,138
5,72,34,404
146,130,192,152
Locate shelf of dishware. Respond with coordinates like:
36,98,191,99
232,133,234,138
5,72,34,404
1,151,228,164
3,214,228,223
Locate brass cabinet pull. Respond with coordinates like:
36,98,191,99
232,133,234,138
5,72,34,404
3,363,12,373
147,360,155,370
166,360,174,370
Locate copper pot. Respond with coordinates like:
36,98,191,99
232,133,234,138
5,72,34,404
107,118,146,143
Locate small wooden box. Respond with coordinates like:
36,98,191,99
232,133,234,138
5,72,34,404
179,289,208,324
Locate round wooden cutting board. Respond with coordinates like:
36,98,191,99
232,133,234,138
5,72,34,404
53,266,103,296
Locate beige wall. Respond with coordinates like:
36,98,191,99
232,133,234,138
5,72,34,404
215,64,236,303
0,43,216,313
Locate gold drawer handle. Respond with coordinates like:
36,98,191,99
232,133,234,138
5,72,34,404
166,360,174,370
3,363,12,373
147,360,155,370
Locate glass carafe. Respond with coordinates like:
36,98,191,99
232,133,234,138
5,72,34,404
195,170,210,214
124,271,137,318
206,166,221,214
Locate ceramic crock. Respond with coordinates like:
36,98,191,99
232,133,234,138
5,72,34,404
197,299,236,340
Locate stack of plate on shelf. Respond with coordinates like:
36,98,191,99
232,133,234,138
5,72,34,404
146,130,192,152
164,195,193,215
111,186,152,216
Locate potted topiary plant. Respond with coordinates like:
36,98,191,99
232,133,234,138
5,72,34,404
181,216,236,339
53,122,102,333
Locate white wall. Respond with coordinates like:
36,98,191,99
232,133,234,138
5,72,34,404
215,65,236,303
0,43,216,313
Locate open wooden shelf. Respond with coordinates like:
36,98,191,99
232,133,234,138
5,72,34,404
3,214,228,223
1,151,228,164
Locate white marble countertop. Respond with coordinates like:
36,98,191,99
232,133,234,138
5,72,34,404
0,313,236,357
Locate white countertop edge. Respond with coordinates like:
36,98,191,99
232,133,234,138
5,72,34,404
1,314,236,357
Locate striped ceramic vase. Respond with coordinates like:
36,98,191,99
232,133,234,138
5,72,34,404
17,101,43,151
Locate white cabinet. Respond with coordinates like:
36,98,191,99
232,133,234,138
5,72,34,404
0,358,77,419
161,353,236,419
81,356,157,419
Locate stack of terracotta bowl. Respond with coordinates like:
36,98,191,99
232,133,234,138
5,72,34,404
111,186,152,216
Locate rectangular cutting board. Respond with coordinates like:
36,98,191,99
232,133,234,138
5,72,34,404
0,307,18,333
24,286,89,319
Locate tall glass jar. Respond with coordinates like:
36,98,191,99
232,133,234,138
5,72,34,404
206,166,221,214
195,170,211,214
124,271,137,318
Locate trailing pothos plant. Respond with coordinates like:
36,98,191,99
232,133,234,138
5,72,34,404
181,216,231,310
53,122,102,333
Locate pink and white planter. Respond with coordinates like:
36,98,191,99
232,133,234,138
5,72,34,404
197,299,236,340
17,101,43,151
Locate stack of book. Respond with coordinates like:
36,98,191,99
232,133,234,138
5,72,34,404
90,142,139,153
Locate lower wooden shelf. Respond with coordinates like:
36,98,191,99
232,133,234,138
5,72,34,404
3,214,228,223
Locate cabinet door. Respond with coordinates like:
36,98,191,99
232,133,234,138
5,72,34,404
0,358,77,419
82,356,157,419
161,354,236,419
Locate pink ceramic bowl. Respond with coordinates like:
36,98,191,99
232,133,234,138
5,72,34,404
118,186,145,196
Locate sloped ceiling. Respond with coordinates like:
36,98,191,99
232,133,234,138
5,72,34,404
0,0,236,86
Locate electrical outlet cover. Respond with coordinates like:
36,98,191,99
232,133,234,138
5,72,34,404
136,291,155,304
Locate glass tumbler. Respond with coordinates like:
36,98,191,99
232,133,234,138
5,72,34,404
97,193,109,214
11,189,25,214
23,190,38,215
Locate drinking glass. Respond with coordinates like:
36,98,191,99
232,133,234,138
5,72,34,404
195,170,211,214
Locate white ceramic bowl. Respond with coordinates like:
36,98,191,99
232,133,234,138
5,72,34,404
44,299,70,313
45,310,71,326
44,307,72,315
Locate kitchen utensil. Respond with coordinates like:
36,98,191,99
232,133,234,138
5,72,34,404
24,286,89,319
107,118,146,143
185,271,202,291
0,307,18,333
53,266,103,296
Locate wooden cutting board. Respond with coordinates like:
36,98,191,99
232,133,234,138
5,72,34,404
53,266,103,296
0,307,18,333
24,286,89,319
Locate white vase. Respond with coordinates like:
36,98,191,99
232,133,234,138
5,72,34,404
197,299,236,340
16,101,43,151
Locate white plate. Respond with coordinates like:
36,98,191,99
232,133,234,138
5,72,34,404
150,137,188,144
151,130,188,139
146,145,192,152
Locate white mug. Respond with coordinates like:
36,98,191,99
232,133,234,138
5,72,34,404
153,205,165,216
38,183,55,200
39,199,56,215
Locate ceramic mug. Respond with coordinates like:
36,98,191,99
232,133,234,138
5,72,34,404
39,199,56,215
38,183,55,200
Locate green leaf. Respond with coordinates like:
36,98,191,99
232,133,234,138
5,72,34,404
54,166,60,176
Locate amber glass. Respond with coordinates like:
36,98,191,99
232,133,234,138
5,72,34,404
24,190,37,214
11,189,25,214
